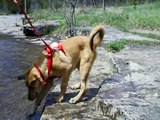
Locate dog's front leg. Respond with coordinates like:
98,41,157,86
71,82,81,90
56,74,70,103
28,104,38,117
29,79,53,116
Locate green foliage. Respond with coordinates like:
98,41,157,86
29,9,67,34
0,0,31,14
106,39,160,52
76,7,128,28
123,1,160,30
106,40,128,52
76,1,160,30
30,9,64,21
29,1,160,34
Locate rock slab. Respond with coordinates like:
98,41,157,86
23,21,59,36
40,44,160,120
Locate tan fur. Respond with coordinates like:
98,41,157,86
24,25,105,115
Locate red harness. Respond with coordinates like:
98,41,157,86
12,0,66,84
34,42,66,84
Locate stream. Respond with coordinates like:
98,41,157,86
0,34,43,120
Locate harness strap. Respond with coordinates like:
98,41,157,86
34,64,45,81
58,43,66,55
34,43,66,84
46,43,66,76
47,52,52,76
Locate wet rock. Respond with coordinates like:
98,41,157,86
23,21,59,36
76,27,91,36
42,98,123,120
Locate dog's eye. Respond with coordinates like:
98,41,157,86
30,80,37,87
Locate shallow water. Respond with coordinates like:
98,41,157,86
0,34,42,120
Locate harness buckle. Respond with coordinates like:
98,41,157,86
53,48,59,52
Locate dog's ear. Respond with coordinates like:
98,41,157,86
18,68,31,81
17,74,25,80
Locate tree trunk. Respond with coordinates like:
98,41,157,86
64,0,78,37
92,0,95,6
30,0,39,11
133,0,137,9
24,0,27,13
103,0,106,11
3,0,8,12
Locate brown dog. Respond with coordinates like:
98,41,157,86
20,25,105,115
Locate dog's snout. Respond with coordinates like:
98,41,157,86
28,92,38,101
28,96,35,101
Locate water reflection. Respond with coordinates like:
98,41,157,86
0,34,42,120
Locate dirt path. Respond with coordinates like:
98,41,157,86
79,26,160,44
103,26,160,43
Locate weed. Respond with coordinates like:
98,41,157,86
106,39,160,52
29,1,160,33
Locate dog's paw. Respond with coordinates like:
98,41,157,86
27,111,36,118
71,82,81,90
69,98,78,104
56,95,64,103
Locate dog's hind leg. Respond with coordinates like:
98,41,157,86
69,60,93,104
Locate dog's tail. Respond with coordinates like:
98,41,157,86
89,25,105,50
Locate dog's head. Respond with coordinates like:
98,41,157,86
18,68,44,101
26,68,44,100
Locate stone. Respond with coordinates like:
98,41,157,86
23,21,59,36
40,44,160,120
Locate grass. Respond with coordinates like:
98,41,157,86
106,40,128,52
130,32,160,40
29,9,64,21
76,7,128,29
76,1,160,30
29,1,160,33
122,2,160,30
29,9,68,34
106,39,160,52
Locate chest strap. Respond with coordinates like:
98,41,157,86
34,42,65,84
